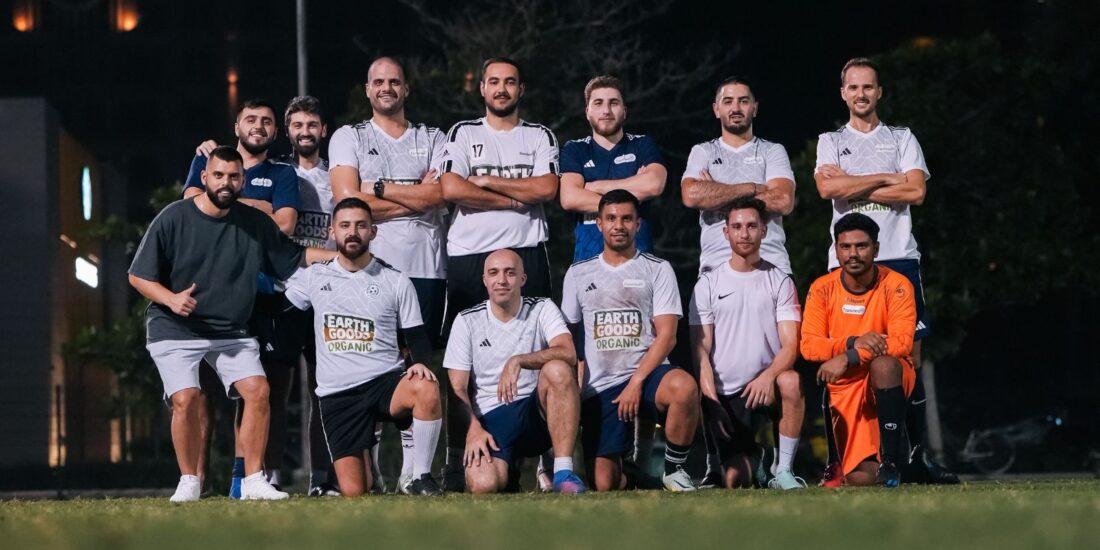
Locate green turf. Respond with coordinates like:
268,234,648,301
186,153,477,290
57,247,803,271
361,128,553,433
2,480,1098,550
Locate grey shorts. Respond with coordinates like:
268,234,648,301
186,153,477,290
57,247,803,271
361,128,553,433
147,338,265,399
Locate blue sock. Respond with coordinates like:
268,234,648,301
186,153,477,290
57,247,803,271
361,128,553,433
229,457,244,499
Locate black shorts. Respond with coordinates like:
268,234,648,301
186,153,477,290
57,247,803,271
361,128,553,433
443,243,552,337
710,394,778,459
317,371,410,461
875,259,931,340
251,293,315,366
410,277,446,347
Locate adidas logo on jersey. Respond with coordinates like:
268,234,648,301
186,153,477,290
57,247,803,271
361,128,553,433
583,160,596,168
711,158,723,165
585,283,598,292
479,339,492,347
367,148,379,155
320,283,332,291
840,147,852,156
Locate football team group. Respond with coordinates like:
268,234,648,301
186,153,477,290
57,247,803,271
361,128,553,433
127,54,959,502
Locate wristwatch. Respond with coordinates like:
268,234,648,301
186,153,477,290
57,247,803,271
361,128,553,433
373,179,385,198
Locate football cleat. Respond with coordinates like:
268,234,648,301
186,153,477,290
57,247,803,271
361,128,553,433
404,474,443,496
768,469,807,490
697,469,724,490
228,475,243,499
442,468,466,493
819,462,843,488
170,476,201,503
241,475,290,500
876,461,901,488
662,466,697,492
308,482,341,497
551,471,587,494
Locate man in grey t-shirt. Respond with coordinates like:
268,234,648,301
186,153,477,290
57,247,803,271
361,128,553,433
128,147,336,502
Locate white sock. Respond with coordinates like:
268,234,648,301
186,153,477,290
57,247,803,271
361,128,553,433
180,474,199,483
412,418,442,477
400,429,415,479
553,457,573,474
243,471,265,484
777,435,799,472
445,447,464,472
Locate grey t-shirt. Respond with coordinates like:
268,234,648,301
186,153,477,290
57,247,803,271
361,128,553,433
129,198,304,342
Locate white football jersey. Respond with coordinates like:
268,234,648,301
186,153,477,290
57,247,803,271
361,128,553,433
815,122,930,267
328,121,448,279
561,252,682,398
682,137,795,274
444,297,570,415
688,260,801,395
441,118,559,256
289,159,335,250
285,257,423,397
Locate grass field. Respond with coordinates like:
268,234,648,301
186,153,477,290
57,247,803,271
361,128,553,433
2,480,1098,550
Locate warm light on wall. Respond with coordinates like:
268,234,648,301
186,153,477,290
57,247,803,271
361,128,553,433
109,0,139,32
12,0,38,32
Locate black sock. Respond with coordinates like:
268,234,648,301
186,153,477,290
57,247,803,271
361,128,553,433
664,442,691,475
874,386,906,464
906,376,928,462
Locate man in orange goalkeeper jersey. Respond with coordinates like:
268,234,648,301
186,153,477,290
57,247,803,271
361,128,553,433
801,213,916,487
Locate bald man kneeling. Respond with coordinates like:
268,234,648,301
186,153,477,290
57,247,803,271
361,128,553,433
442,249,587,494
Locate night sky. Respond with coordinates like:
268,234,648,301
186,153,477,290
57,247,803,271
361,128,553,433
0,0,1026,219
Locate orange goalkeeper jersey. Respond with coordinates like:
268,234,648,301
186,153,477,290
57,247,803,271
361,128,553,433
800,266,916,381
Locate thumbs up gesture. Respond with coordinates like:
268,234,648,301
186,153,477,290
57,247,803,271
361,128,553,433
169,283,198,317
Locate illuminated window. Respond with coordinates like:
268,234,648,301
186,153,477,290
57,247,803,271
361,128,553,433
75,257,99,288
81,166,93,221
109,0,139,33
13,0,39,32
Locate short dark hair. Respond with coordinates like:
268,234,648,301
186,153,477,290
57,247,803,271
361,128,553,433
284,95,323,127
332,197,374,221
833,213,879,242
584,75,625,104
481,57,523,84
724,196,768,224
840,57,880,86
714,75,756,100
208,145,243,166
236,98,279,123
598,189,641,214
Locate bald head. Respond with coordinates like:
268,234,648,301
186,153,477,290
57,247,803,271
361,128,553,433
366,57,408,117
483,248,526,307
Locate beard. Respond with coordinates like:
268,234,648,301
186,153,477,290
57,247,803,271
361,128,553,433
591,118,624,138
238,133,272,156
722,119,752,135
485,95,519,118
337,237,368,260
292,136,319,157
206,185,239,209
370,94,404,117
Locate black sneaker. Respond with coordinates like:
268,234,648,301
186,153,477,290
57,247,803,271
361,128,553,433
621,459,663,490
876,462,901,488
697,469,724,490
924,458,960,485
442,469,465,493
308,482,341,497
405,474,443,496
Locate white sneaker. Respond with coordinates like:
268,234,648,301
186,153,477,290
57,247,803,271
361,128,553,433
241,473,289,500
662,466,697,492
398,473,414,495
170,475,201,503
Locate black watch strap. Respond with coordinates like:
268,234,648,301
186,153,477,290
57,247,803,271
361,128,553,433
373,179,385,198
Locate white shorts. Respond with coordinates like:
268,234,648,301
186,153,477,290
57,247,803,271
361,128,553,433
147,338,265,399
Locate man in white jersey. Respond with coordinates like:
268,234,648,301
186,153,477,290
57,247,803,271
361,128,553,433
689,196,805,490
285,197,444,497
681,76,796,275
562,189,701,492
440,56,560,488
444,249,586,494
814,57,957,485
329,57,449,493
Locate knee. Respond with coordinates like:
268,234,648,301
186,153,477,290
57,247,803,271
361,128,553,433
171,388,201,413
540,360,575,390
235,376,270,403
666,371,699,404
869,356,901,387
465,467,501,494
776,370,803,400
413,378,442,415
340,482,366,497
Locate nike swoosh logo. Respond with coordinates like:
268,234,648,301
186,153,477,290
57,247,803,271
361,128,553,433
718,292,735,300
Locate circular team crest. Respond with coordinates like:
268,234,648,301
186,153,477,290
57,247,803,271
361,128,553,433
366,283,380,297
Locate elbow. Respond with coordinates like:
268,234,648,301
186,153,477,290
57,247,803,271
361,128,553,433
910,189,926,206
680,182,700,209
127,274,140,290
773,195,795,216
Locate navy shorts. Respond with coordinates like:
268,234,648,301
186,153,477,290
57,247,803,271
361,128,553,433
410,278,446,348
581,364,674,458
876,259,931,340
478,394,552,466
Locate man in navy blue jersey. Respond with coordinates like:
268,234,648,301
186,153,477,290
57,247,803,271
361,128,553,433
559,76,667,262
